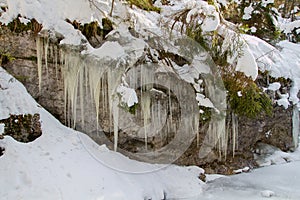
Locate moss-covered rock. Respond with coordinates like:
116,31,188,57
0,114,42,143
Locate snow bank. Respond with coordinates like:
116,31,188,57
0,67,204,199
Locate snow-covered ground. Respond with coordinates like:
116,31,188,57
203,160,300,200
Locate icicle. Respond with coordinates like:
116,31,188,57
199,74,227,159
44,37,49,76
292,105,299,149
61,51,83,128
141,92,151,150
79,65,85,128
87,59,107,130
36,36,43,93
54,45,58,80
231,112,238,157
112,97,119,151
168,87,173,141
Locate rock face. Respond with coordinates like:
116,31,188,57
0,27,65,122
239,106,294,152
0,26,296,173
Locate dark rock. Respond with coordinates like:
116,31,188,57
0,146,4,156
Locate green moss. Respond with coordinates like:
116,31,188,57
199,106,212,124
128,103,139,115
14,75,29,82
119,102,139,115
186,27,209,50
127,0,161,13
0,52,15,65
224,72,273,118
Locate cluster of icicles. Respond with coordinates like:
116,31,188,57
34,34,300,162
35,35,234,160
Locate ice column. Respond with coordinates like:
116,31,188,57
292,105,299,149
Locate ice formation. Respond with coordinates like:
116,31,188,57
292,105,299,149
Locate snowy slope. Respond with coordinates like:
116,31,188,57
0,67,204,200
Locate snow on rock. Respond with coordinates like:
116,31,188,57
0,0,110,45
261,0,274,7
0,67,204,199
260,190,275,198
235,44,258,80
88,41,126,60
117,84,138,107
196,93,215,109
276,93,290,109
0,123,4,134
250,26,257,33
219,27,258,80
185,0,220,32
216,0,228,7
244,34,300,106
280,20,300,34
242,4,254,20
267,82,281,91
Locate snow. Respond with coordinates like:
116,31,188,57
280,20,300,34
0,123,4,134
276,93,290,109
237,91,242,97
88,41,125,60
116,84,138,107
186,1,220,32
260,190,275,198
233,167,250,174
244,35,300,106
217,0,228,7
235,44,258,80
243,4,254,20
196,93,215,109
0,67,204,199
202,161,300,200
250,26,257,33
218,26,258,80
267,82,281,91
261,0,274,7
